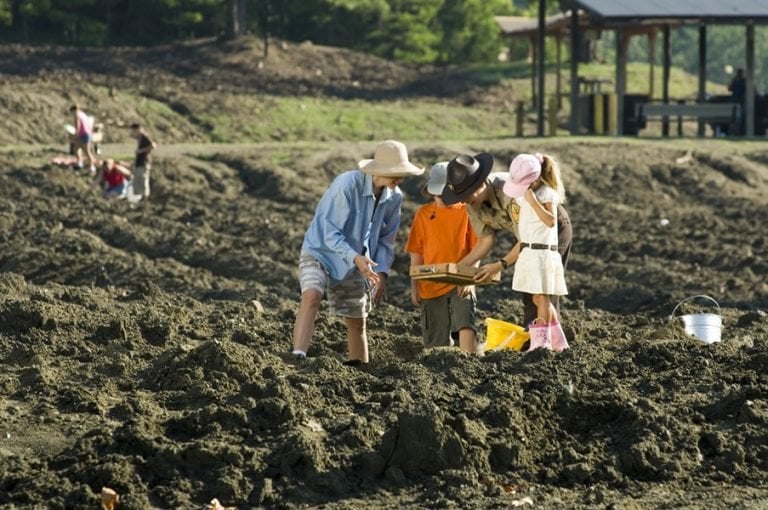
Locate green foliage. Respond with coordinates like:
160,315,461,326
369,0,442,63
436,0,510,63
0,0,11,26
3,0,768,77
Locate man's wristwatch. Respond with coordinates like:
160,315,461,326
498,259,509,270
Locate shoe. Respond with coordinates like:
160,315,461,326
526,319,551,352
279,351,307,365
550,320,570,352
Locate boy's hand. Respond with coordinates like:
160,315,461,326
457,286,474,298
372,273,387,304
354,255,379,287
410,286,420,306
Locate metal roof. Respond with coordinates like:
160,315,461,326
572,0,768,23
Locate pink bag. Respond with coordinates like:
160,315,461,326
526,319,551,352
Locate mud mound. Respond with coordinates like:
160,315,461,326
1,140,767,508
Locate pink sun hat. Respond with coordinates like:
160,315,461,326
503,153,543,198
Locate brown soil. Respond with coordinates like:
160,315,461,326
2,38,768,509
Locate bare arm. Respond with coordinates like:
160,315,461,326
458,234,495,266
473,240,522,283
409,253,424,306
525,189,555,228
115,164,132,178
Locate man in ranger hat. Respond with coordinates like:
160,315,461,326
291,140,424,365
441,152,573,330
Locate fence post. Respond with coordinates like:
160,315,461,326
547,96,558,136
593,93,604,135
515,101,525,137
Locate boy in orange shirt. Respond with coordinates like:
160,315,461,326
406,162,480,353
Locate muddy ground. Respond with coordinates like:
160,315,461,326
0,137,767,509
1,35,768,510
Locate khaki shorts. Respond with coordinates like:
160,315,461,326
299,255,371,318
419,288,476,348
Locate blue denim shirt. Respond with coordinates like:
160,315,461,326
301,170,402,282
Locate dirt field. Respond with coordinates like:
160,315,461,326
1,38,768,509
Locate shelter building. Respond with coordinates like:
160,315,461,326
496,0,768,137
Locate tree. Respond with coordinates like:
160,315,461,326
225,0,246,40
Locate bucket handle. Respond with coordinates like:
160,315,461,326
491,330,521,351
669,294,721,320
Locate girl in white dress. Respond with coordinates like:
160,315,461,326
503,153,569,352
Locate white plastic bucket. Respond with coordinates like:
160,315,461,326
670,295,722,344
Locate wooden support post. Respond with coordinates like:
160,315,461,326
569,8,580,135
548,96,558,136
697,25,707,137
516,101,525,137
662,25,671,137
648,30,657,100
593,94,604,135
746,22,755,137
607,93,618,135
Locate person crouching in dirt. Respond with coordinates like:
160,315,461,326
69,104,97,174
94,159,132,200
405,161,480,354
291,140,424,365
130,123,156,200
440,152,573,349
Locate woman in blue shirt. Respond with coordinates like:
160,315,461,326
292,140,424,365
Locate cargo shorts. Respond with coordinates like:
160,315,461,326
298,255,371,319
419,288,476,348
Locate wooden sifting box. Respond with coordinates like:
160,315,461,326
409,263,501,286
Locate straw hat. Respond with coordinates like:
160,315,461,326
358,140,424,177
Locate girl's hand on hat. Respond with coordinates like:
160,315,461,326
524,188,537,205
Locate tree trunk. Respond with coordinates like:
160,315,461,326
259,0,270,59
10,0,27,43
226,0,245,40
105,0,113,45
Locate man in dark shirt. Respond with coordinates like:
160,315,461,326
130,123,156,199
728,68,747,134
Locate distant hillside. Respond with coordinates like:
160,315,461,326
1,36,729,146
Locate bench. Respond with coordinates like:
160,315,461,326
635,102,741,136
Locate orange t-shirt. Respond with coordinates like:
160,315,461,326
405,201,479,299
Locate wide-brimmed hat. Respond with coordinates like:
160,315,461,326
503,153,542,198
440,153,495,205
358,140,424,177
421,161,449,197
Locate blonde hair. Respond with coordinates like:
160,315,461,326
539,154,566,203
